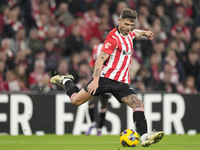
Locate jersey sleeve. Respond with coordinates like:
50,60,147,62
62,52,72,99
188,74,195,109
131,30,136,39
101,35,118,55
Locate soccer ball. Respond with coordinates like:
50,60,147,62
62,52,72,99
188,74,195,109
120,129,139,147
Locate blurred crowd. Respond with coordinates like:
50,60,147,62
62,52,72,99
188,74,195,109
0,0,200,94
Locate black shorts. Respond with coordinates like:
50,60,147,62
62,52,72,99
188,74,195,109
83,77,136,103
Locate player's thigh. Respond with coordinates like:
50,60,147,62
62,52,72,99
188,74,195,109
72,89,94,106
121,94,144,109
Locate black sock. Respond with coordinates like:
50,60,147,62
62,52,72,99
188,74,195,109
99,112,106,129
89,108,95,123
64,80,76,90
133,111,148,136
64,80,79,97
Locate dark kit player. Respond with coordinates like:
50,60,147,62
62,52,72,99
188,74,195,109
85,30,111,136
50,8,164,147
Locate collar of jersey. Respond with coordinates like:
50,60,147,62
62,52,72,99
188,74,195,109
116,25,128,37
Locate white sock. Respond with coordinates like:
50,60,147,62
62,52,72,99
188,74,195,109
140,133,148,141
92,121,97,126
62,78,72,85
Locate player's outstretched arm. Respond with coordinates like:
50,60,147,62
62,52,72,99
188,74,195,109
133,29,154,40
87,51,109,95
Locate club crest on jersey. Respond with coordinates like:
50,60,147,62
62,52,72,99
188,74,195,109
105,43,111,49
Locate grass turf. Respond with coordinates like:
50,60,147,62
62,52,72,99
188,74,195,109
0,134,200,150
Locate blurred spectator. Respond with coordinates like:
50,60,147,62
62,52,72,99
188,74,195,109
161,0,176,23
171,18,191,43
88,37,100,52
170,26,187,55
0,61,9,91
135,14,152,31
83,5,100,43
155,5,172,35
40,0,56,20
183,49,200,82
10,28,29,55
65,24,86,57
133,66,153,91
138,4,154,25
0,4,10,38
78,60,92,83
6,69,21,92
45,26,67,56
132,76,146,92
130,58,141,83
68,52,81,84
110,1,127,28
14,50,28,69
36,13,50,40
162,49,186,84
152,18,168,44
151,39,165,63
97,2,110,17
194,8,200,27
44,40,60,74
92,15,111,42
183,75,197,94
0,0,17,7
28,59,53,91
54,59,69,90
0,38,14,58
14,64,28,91
160,63,179,86
191,26,200,42
155,71,177,93
67,11,88,38
76,76,89,89
5,5,23,37
80,48,91,63
27,28,43,55
174,2,193,28
55,2,74,26
189,40,200,54
145,53,161,84
0,49,15,70
56,59,69,75
134,14,153,59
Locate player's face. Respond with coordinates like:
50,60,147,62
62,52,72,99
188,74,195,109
118,18,134,36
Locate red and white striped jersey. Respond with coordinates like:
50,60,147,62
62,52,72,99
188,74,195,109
100,27,136,84
89,43,104,67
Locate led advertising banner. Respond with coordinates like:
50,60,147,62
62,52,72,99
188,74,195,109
0,93,200,135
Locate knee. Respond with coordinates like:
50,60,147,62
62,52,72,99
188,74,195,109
140,102,144,108
131,101,144,109
71,98,82,106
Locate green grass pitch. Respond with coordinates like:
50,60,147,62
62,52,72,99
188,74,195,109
0,134,200,150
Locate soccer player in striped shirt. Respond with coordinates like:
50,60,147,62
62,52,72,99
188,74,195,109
50,8,164,147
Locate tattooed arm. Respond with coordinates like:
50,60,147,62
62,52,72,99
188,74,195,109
93,51,109,80
87,51,109,95
133,29,154,40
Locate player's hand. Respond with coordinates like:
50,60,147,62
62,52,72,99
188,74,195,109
144,31,154,40
87,79,99,95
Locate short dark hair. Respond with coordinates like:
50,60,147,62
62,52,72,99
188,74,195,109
120,9,137,21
